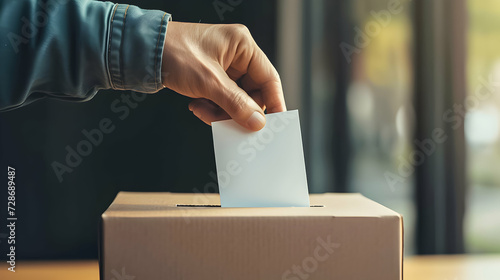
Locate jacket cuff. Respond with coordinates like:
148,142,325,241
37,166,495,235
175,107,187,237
107,4,170,93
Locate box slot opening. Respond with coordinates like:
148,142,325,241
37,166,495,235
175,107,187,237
176,204,221,207
176,204,324,208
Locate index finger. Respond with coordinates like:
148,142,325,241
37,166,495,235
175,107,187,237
227,31,287,114
246,47,287,113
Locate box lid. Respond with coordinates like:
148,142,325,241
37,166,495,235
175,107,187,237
102,192,401,218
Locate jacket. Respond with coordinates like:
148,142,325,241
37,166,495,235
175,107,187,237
0,0,171,111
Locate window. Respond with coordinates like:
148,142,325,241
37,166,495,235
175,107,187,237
347,0,415,255
278,0,416,254
465,0,500,253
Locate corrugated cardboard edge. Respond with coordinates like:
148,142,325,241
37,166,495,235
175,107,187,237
362,195,404,280
98,216,104,280
367,196,405,280
353,194,404,280
401,215,405,280
99,193,122,280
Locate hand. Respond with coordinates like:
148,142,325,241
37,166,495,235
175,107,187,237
161,22,286,131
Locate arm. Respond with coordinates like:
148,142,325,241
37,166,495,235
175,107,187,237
0,0,169,111
0,0,285,131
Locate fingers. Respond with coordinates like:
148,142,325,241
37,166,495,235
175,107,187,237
189,92,265,126
250,91,265,109
189,99,230,125
223,25,286,114
163,22,285,130
228,34,286,114
239,73,285,114
197,72,266,131
260,79,286,113
247,49,287,113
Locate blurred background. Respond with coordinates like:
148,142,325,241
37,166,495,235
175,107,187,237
0,0,499,260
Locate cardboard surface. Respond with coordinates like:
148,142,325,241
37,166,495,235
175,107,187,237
212,110,310,207
100,192,403,280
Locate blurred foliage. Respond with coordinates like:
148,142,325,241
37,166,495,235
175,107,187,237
467,0,500,188
467,0,500,92
466,0,500,253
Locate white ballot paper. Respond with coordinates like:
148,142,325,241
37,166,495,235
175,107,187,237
212,110,310,207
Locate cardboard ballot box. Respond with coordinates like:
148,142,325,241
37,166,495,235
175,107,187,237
100,192,403,280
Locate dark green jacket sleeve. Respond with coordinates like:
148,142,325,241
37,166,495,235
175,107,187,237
0,0,170,111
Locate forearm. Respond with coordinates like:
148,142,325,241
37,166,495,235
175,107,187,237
0,0,170,111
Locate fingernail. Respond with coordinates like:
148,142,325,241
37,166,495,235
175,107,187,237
188,104,194,111
247,111,266,131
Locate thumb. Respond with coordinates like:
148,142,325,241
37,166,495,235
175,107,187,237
209,74,266,131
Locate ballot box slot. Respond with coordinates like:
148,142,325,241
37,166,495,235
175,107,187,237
176,204,221,207
175,204,324,207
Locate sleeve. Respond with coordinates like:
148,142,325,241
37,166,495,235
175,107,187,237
0,0,171,111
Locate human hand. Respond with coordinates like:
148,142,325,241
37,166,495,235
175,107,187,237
161,22,286,131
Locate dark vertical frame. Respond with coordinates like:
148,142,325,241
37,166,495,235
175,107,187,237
414,0,466,254
301,0,352,193
301,0,313,185
328,0,352,193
